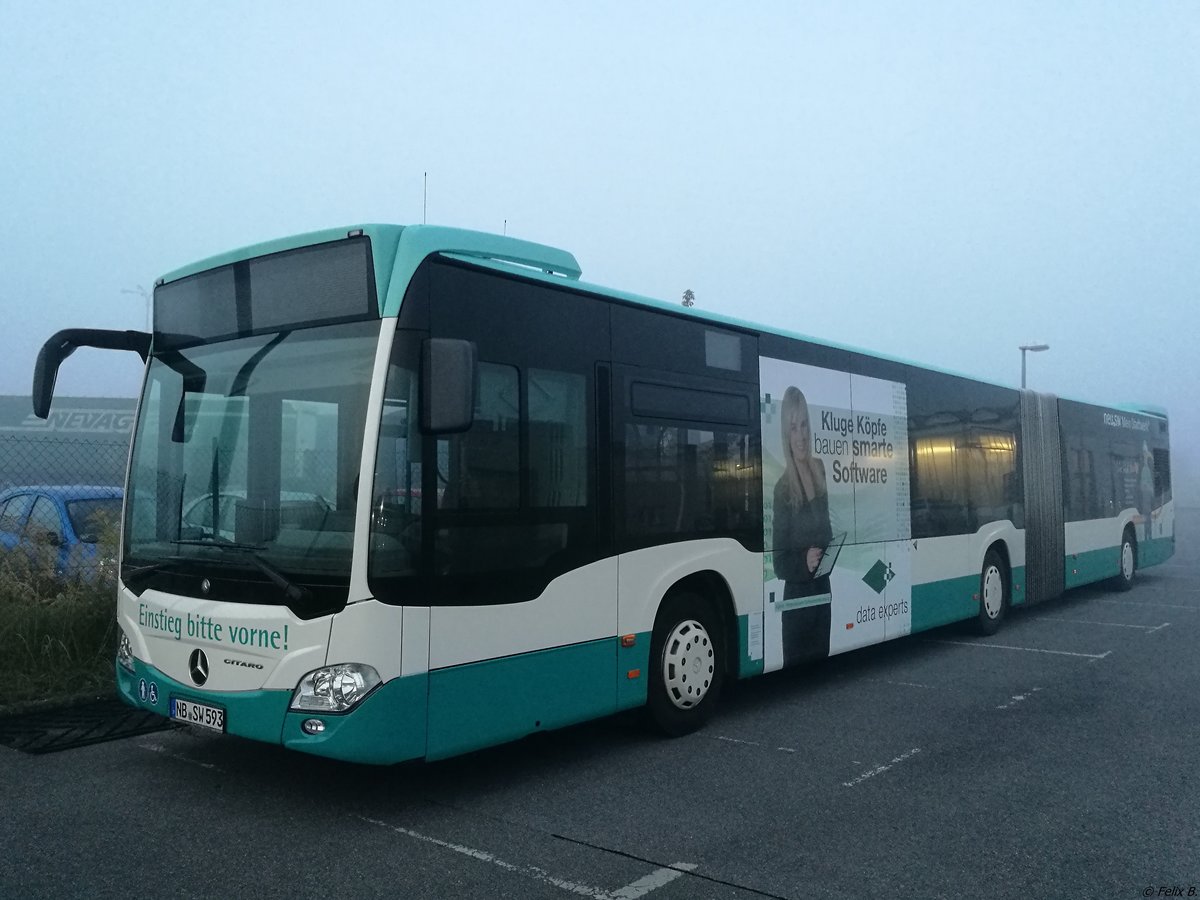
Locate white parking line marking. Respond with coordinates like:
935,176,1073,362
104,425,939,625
137,742,225,773
716,735,799,754
611,864,697,900
358,816,695,900
1146,622,1172,634
927,639,1111,660
997,687,1043,710
864,678,942,690
1038,617,1164,631
717,735,761,747
360,816,607,898
1091,599,1198,612
843,747,921,788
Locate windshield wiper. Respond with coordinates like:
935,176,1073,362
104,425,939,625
243,552,312,605
174,536,261,550
122,560,171,588
123,555,203,588
171,538,311,604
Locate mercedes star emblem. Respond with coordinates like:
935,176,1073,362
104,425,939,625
201,578,212,595
189,648,210,686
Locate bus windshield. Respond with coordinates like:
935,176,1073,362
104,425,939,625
123,319,381,609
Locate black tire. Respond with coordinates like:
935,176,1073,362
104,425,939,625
973,549,1008,636
1110,529,1137,592
645,591,725,736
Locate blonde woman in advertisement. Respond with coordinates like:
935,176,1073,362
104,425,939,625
773,386,833,664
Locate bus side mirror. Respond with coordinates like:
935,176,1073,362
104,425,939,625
33,329,151,419
33,337,73,420
421,339,477,434
158,351,208,443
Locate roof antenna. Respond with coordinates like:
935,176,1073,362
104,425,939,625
503,218,507,236
423,172,427,224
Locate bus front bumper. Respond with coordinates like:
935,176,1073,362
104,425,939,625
116,657,428,765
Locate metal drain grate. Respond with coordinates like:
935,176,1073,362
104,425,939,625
0,696,181,754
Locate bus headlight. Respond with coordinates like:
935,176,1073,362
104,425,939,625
290,663,381,713
117,628,135,673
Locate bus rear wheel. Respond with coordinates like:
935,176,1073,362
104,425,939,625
1110,529,1136,592
646,592,724,736
973,550,1008,636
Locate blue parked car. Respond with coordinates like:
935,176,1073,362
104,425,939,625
0,485,123,583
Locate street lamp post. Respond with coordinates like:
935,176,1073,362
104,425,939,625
123,285,152,331
1019,343,1049,389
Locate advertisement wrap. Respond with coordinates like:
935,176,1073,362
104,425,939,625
760,357,912,671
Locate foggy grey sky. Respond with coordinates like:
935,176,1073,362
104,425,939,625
2,3,1198,493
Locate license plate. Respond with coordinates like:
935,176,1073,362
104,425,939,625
170,697,226,732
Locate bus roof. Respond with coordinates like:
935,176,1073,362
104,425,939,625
157,223,1167,421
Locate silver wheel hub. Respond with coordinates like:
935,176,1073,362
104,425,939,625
661,619,715,710
1122,542,1134,579
982,565,1004,619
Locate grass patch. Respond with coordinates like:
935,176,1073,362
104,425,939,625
0,534,119,716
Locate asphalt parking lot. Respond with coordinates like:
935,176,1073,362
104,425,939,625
2,513,1197,900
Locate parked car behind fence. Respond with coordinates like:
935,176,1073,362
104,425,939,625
0,485,122,585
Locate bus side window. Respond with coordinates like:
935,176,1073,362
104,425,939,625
438,363,519,510
1152,448,1171,504
527,368,588,508
623,424,754,540
432,363,595,584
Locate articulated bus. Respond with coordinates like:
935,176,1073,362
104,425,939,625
33,226,1174,764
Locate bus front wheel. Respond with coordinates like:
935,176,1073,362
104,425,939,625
646,592,724,736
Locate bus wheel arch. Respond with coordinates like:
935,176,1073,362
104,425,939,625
644,573,733,736
672,570,739,680
973,543,1010,636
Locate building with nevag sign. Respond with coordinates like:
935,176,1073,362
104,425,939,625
0,395,136,489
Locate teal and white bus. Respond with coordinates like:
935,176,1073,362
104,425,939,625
33,225,1174,764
